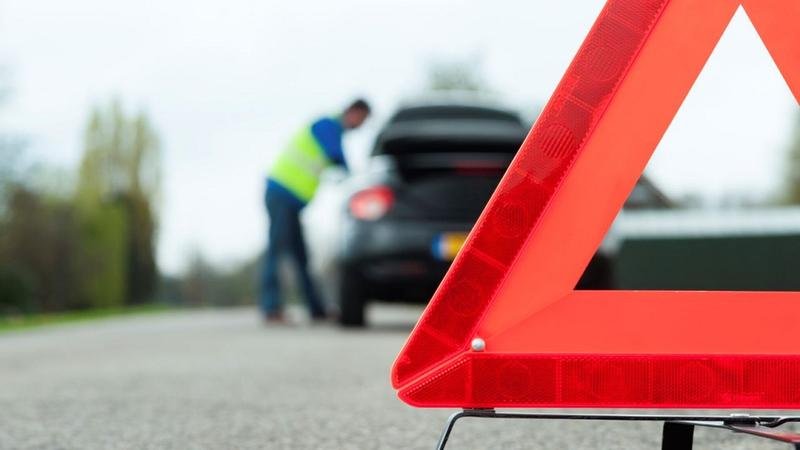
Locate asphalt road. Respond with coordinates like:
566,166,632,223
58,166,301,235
0,305,796,449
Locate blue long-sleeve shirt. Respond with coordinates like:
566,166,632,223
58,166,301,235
310,117,348,170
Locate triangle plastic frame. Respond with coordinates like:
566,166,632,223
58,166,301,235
392,0,800,409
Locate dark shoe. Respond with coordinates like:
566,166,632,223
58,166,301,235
263,312,287,325
310,312,334,324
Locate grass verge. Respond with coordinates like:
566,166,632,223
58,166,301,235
0,304,171,334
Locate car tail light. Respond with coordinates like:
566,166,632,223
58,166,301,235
349,186,394,221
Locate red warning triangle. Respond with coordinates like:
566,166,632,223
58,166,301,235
392,0,800,409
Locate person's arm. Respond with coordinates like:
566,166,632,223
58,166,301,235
311,118,348,171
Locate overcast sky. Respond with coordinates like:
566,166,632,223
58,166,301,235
0,0,797,274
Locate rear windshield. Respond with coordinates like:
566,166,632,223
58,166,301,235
380,138,522,155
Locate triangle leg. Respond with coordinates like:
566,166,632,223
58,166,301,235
662,422,694,450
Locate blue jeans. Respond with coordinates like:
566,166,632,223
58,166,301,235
260,186,326,318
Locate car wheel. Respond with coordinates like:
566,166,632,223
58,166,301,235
338,267,367,327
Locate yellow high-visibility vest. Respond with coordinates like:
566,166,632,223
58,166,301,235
269,126,333,203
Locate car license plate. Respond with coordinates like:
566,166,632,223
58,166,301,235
432,232,468,261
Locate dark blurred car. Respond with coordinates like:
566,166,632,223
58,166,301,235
324,98,670,326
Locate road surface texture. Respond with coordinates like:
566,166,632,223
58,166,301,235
0,305,796,449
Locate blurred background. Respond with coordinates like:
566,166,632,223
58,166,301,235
0,1,799,321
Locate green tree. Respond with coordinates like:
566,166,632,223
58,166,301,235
0,66,26,215
786,112,800,204
76,99,161,307
0,66,38,315
0,185,83,313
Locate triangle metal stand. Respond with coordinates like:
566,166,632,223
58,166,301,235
436,410,800,450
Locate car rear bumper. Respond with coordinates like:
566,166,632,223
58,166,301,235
340,218,472,301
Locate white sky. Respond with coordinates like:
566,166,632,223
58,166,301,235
0,1,797,274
